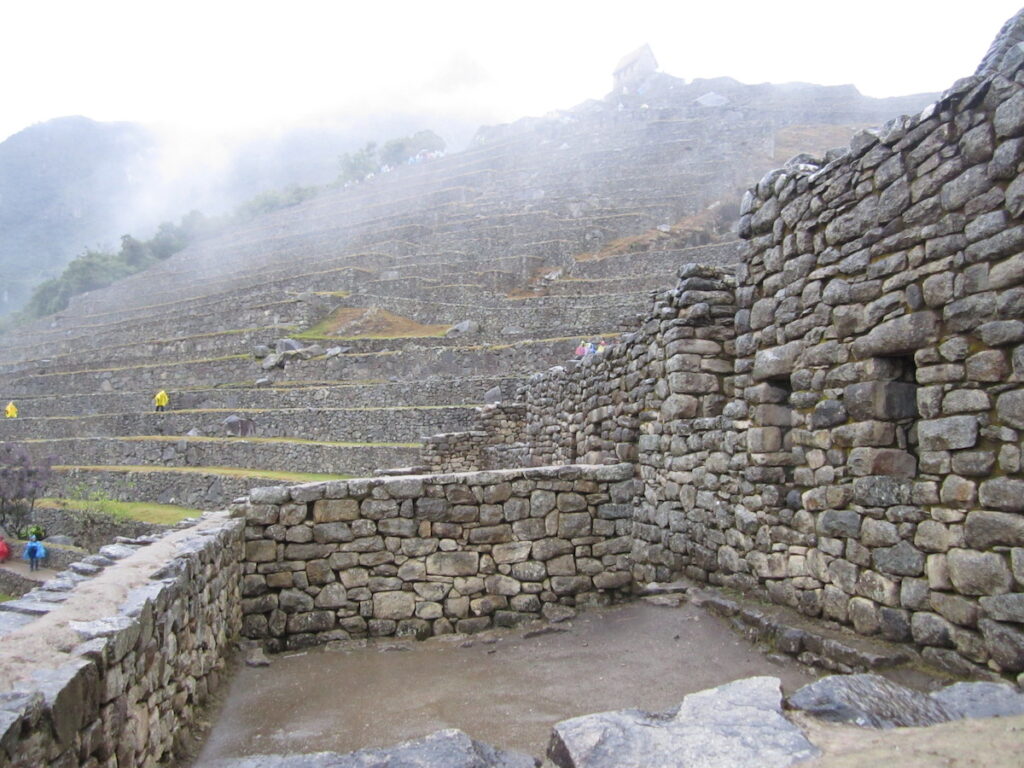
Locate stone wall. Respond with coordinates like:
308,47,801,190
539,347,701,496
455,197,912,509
422,403,528,472
422,31,1024,681
0,514,243,768
234,464,636,650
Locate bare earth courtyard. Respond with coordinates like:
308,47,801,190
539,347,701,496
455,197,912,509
189,601,816,763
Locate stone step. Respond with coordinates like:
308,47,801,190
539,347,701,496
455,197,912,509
19,436,422,476
0,405,477,443
3,337,583,397
1,376,515,416
47,465,350,510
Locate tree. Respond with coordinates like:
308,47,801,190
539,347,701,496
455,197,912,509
338,142,379,184
0,443,52,536
380,130,446,167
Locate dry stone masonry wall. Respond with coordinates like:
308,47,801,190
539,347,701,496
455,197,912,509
424,30,1024,681
234,465,636,650
0,515,243,768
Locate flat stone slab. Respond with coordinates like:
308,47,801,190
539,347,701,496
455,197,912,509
931,682,1024,719
788,674,956,729
0,598,54,616
68,561,103,576
547,676,818,768
98,543,139,560
205,728,537,767
0,612,35,636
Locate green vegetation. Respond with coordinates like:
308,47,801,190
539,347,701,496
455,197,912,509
54,464,351,482
233,184,319,223
20,211,216,319
0,443,52,536
6,126,447,326
338,130,445,184
0,594,13,603
36,496,196,524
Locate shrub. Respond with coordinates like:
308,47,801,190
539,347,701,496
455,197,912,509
0,444,52,535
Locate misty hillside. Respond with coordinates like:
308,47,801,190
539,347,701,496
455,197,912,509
0,113,481,317
0,117,156,313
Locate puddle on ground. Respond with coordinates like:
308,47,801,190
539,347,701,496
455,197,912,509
188,600,818,764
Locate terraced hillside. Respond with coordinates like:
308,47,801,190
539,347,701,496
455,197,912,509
0,70,935,510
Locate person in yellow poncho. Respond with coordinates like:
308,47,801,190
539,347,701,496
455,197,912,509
154,390,169,412
4,401,17,418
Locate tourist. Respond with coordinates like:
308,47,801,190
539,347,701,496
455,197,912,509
0,534,9,563
154,390,169,412
22,535,45,572
4,401,16,418
596,339,606,354
575,340,586,358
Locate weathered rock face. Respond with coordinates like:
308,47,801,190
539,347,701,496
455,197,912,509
787,674,957,729
547,676,818,768
426,13,1024,681
235,465,636,649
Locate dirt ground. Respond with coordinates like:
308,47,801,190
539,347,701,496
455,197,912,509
189,600,818,763
188,598,1024,767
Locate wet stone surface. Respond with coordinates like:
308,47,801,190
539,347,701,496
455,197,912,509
189,601,818,764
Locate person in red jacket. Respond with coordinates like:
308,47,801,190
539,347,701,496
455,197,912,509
0,535,9,563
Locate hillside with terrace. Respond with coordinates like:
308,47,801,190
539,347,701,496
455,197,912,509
0,68,934,519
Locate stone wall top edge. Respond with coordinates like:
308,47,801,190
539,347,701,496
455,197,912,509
0,513,244,760
245,462,636,504
738,55,1024,238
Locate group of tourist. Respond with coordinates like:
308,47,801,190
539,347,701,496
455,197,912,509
0,534,47,571
574,338,611,358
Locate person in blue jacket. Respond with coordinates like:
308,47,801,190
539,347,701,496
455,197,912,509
23,534,46,571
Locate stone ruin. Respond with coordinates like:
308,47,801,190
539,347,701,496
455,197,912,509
3,9,1024,768
422,12,1024,682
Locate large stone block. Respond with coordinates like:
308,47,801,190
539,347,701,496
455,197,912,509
313,498,359,523
425,552,479,576
917,416,978,451
373,591,416,620
752,341,803,382
980,619,1024,672
979,594,1024,623
847,448,916,477
245,540,277,563
947,549,1013,596
979,478,1024,512
851,312,940,358
965,510,1024,548
996,389,1024,428
843,381,918,421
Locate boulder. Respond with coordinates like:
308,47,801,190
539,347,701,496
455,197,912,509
787,674,956,728
484,386,502,404
547,677,817,768
930,682,1024,719
446,320,481,337
275,338,303,353
223,414,257,437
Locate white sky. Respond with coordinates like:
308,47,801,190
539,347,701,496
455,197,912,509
1,1,1022,144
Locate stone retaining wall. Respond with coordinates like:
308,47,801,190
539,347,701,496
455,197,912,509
19,436,419,476
46,467,260,509
234,464,636,650
424,32,1024,681
0,405,476,443
422,403,529,472
0,515,243,768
